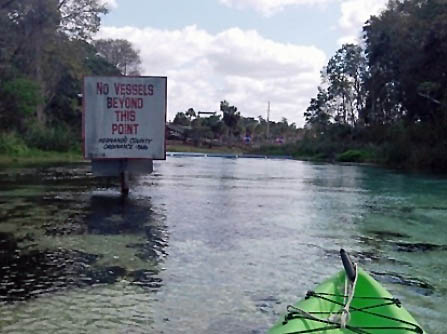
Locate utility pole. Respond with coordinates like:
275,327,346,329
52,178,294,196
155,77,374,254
266,101,270,140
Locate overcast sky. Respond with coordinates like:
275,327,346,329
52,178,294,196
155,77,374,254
98,0,388,126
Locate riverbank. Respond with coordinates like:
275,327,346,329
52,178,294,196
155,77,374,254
167,143,248,154
0,144,364,167
0,143,247,167
1,135,445,174
252,124,447,173
0,150,83,167
252,144,378,164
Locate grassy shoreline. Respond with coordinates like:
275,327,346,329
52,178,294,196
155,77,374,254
1,141,444,175
0,143,247,167
0,150,84,167
0,144,393,167
166,143,248,154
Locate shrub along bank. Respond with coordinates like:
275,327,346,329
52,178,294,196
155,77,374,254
254,123,447,172
0,132,82,165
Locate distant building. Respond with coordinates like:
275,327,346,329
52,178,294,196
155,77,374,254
166,123,191,140
197,111,217,117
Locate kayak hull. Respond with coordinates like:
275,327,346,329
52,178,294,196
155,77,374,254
269,268,425,334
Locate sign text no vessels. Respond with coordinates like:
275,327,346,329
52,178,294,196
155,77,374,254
83,76,167,160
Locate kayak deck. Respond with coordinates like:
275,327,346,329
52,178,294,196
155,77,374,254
269,268,425,334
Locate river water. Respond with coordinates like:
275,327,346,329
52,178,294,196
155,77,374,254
0,157,446,333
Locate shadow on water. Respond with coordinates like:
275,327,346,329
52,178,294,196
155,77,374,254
86,193,169,265
0,166,169,304
0,234,104,302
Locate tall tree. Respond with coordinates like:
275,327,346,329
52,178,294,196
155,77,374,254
1,0,108,125
173,112,190,126
0,1,19,80
325,44,367,125
94,39,141,75
363,3,406,125
185,107,196,121
58,0,108,40
363,0,447,125
204,115,225,139
6,0,60,124
304,87,330,128
220,100,240,140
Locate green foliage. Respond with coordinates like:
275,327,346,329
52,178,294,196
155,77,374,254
363,0,447,124
2,79,43,117
336,149,374,163
295,135,343,161
220,100,241,133
24,124,79,152
251,143,296,157
0,1,134,159
202,115,225,137
173,105,300,146
185,108,196,120
186,126,214,146
0,133,29,155
300,0,447,172
304,88,330,126
93,39,141,75
325,44,367,125
173,112,190,126
84,43,123,76
375,122,447,171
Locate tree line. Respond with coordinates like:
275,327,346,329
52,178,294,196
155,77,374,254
0,0,141,153
2,0,445,170
171,101,301,146
302,0,447,171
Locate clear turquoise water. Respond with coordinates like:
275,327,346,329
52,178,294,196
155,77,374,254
0,158,445,333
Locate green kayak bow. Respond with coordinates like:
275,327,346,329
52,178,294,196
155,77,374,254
269,249,425,334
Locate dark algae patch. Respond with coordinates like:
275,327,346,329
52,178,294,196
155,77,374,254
0,165,169,304
0,231,166,303
0,234,102,302
86,195,157,235
128,269,163,289
393,242,447,253
367,230,410,239
371,271,435,296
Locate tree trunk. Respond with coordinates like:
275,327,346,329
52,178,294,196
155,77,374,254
34,32,46,126
30,1,47,126
342,91,346,124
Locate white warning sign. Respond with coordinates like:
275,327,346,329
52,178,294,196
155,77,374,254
83,76,167,160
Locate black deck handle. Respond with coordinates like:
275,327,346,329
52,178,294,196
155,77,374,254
340,249,356,282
